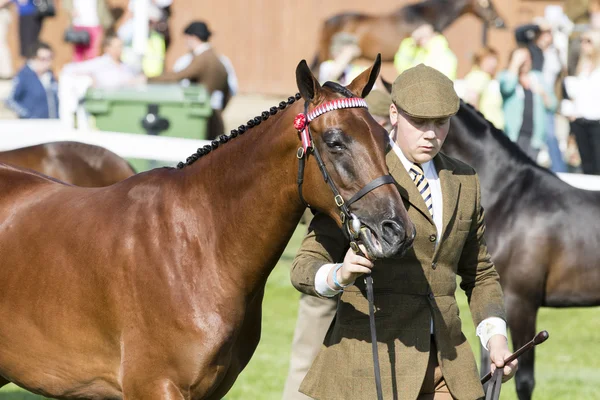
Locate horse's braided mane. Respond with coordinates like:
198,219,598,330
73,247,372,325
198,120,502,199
178,92,302,169
178,82,354,169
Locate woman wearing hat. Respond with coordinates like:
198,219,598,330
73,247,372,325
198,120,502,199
290,64,517,399
150,21,230,140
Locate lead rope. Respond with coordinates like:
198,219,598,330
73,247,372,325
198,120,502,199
365,273,384,400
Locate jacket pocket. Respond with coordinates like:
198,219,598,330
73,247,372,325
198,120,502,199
456,218,472,232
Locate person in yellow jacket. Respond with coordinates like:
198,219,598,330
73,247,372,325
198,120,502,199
394,23,458,80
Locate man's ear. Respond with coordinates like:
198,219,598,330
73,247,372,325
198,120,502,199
389,102,398,127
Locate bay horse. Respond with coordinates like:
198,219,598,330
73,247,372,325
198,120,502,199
444,101,600,400
0,141,135,187
0,57,415,399
313,0,506,68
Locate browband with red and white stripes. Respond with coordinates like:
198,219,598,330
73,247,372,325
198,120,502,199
294,97,368,152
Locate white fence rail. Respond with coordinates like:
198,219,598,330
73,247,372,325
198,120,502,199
0,120,210,163
2,120,600,191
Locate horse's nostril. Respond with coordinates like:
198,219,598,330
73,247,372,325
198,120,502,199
381,220,405,246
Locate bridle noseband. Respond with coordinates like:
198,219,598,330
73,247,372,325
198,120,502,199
294,97,395,244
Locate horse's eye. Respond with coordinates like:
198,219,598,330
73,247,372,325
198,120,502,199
325,141,346,151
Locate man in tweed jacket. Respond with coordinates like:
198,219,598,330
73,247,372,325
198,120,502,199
290,64,517,400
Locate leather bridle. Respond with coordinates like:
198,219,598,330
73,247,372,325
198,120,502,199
294,96,391,400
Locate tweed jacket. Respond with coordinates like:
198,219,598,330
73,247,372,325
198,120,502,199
290,150,506,400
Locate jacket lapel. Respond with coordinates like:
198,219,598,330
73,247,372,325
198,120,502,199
386,150,434,224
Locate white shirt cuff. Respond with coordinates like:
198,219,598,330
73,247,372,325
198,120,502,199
315,263,342,297
476,317,508,351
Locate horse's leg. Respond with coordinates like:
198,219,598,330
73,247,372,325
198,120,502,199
122,379,186,400
505,290,538,400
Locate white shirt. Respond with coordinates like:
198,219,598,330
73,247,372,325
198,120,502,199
314,135,507,350
563,68,600,120
62,55,137,89
72,0,99,27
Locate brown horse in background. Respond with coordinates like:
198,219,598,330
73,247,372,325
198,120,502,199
0,57,414,399
445,102,600,400
313,0,506,68
0,141,135,187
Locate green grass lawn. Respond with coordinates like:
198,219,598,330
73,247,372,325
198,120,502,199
1,225,598,399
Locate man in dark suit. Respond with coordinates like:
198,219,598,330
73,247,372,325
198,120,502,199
150,21,230,140
289,64,517,399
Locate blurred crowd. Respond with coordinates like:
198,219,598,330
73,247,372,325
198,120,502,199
320,2,600,175
0,0,237,139
4,1,600,174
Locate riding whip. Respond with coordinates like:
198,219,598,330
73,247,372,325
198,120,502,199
482,331,549,400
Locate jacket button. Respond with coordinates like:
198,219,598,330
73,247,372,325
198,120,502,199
429,292,434,299
429,234,436,242
431,262,437,270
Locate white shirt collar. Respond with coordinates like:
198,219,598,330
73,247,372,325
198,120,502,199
193,43,211,56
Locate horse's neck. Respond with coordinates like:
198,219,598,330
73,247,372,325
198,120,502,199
447,117,531,210
180,103,306,297
427,0,470,31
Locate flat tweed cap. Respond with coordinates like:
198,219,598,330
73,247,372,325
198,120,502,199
392,64,459,119
365,89,392,118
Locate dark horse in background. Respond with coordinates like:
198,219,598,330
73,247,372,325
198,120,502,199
0,141,135,186
0,57,415,399
313,0,506,68
445,102,600,400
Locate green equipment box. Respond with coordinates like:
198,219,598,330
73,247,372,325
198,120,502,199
84,84,212,171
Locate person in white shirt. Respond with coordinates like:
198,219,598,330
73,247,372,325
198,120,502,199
62,34,143,89
563,29,600,174
288,64,517,400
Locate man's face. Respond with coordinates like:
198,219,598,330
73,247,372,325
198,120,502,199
185,34,201,50
389,103,450,164
34,48,53,73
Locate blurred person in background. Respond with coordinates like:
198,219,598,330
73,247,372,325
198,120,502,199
516,18,568,172
463,47,504,130
562,30,600,174
318,32,364,85
62,0,113,62
499,47,557,161
6,42,58,119
365,88,393,132
61,34,143,89
0,0,12,79
12,0,47,58
394,23,457,80
150,21,230,140
119,3,166,78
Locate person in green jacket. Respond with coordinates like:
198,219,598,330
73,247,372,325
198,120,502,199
498,47,557,161
394,24,458,80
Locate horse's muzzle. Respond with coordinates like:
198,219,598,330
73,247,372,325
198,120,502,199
359,219,415,260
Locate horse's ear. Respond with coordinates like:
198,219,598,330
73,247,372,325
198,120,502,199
346,53,381,98
296,60,321,102
381,77,393,95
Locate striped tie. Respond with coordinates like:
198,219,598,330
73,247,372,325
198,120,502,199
409,164,434,218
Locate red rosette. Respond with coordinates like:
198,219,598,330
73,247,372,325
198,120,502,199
293,113,307,131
